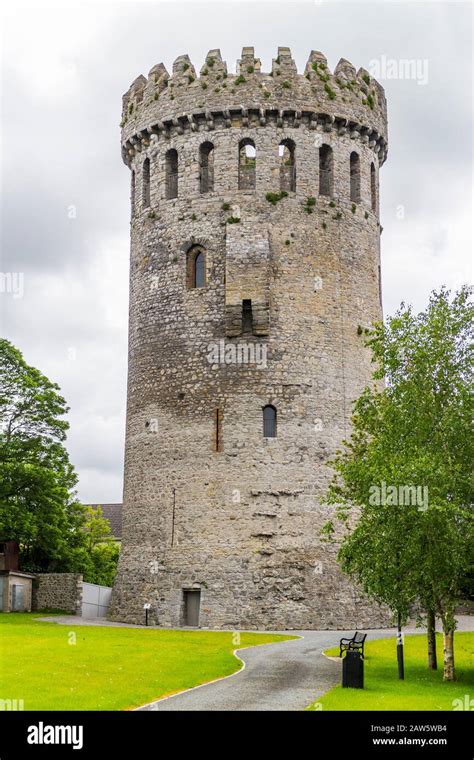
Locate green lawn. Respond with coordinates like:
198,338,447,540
0,613,295,710
307,632,474,710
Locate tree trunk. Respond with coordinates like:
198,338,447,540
442,627,455,681
427,608,437,670
397,611,405,679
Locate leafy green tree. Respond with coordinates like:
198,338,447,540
82,505,114,553
324,287,473,681
0,339,85,571
87,542,120,587
81,506,120,586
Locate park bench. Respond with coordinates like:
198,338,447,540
339,631,367,658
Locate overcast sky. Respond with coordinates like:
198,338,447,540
1,0,472,503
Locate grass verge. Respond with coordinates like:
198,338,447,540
307,632,474,710
0,612,296,710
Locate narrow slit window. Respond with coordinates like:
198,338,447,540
350,151,361,203
238,139,256,190
263,405,277,438
194,251,205,288
242,299,253,334
279,139,296,192
214,408,221,452
319,144,333,197
187,245,206,289
142,158,150,208
199,142,215,193
165,149,178,199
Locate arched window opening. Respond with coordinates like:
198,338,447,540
238,139,256,190
142,158,150,207
370,162,377,213
279,139,296,192
319,144,333,197
350,152,361,203
263,405,277,438
131,170,135,216
165,149,178,199
186,245,206,289
199,142,215,193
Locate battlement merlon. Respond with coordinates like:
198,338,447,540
120,47,388,166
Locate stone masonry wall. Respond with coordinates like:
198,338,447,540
110,47,391,630
32,574,83,614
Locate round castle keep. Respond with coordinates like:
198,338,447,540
109,47,390,629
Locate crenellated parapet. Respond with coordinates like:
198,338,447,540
120,46,388,167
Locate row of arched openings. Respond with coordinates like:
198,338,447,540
135,144,377,212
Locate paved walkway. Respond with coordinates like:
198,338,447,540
38,615,473,711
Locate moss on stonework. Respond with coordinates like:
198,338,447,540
324,83,336,100
363,93,375,109
266,191,288,206
312,61,330,83
304,197,316,214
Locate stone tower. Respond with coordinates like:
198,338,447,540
109,47,389,629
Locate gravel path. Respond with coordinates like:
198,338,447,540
137,627,405,711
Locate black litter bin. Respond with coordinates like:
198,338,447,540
342,649,364,688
